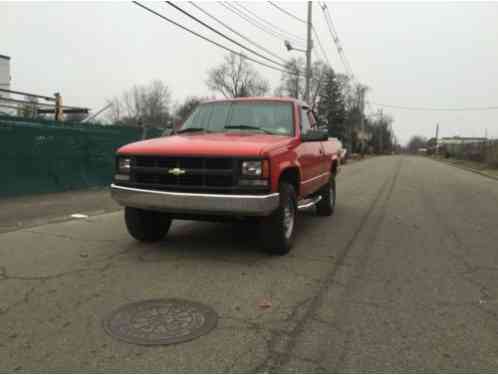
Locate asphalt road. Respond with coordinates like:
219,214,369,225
1,156,498,372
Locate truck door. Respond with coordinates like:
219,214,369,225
297,106,325,197
308,110,330,174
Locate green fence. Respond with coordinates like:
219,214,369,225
443,140,498,168
0,116,163,197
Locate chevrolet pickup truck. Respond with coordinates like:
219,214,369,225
111,97,341,255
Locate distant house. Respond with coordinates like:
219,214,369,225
438,136,487,145
0,54,10,91
437,136,488,159
0,54,12,115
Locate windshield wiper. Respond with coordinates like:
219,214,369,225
176,127,210,134
224,125,275,135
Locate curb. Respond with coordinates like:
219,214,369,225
0,207,122,235
431,158,498,182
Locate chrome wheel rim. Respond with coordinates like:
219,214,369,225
283,200,295,239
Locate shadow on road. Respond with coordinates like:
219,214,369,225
124,209,326,266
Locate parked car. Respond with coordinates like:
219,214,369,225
111,97,341,255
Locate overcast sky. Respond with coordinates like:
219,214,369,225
2,1,498,144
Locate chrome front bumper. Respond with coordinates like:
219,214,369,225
110,184,280,216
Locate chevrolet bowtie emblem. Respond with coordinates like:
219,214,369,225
168,167,186,176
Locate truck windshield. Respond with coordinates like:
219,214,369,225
179,101,294,136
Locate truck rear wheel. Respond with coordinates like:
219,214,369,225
124,207,172,242
259,182,297,255
316,176,336,216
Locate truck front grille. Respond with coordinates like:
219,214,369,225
119,156,267,195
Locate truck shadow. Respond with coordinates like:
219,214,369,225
132,210,325,265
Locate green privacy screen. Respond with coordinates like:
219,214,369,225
0,116,163,197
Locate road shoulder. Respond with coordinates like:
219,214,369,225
429,156,498,181
0,187,120,234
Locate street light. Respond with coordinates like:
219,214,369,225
284,40,306,53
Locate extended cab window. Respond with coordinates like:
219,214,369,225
308,111,317,128
300,107,312,133
180,101,293,136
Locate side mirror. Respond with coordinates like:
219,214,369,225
301,129,329,142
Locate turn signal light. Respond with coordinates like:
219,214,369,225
261,160,270,178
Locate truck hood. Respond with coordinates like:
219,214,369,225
118,133,293,157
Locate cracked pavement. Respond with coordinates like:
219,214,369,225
1,156,498,372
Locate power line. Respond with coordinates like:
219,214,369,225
312,28,332,67
188,2,287,64
219,2,305,48
319,2,355,80
235,2,306,44
266,1,332,67
268,1,306,23
165,2,288,70
132,1,294,75
321,2,353,77
370,102,498,112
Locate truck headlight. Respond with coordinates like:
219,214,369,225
118,157,131,174
241,160,269,178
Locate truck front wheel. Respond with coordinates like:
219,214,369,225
316,176,336,216
124,207,172,242
260,182,297,255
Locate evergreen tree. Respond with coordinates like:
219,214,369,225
316,68,346,139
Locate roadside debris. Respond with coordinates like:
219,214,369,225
257,297,272,310
70,213,89,219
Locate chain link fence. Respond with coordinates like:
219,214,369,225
0,115,163,197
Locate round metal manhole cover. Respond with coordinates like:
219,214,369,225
103,299,218,345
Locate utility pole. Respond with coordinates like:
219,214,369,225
304,1,312,104
435,123,439,155
358,86,366,156
54,92,64,122
378,108,384,154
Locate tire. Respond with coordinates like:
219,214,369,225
124,207,172,242
316,176,336,217
259,182,297,255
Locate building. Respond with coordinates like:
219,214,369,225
0,54,11,91
437,136,488,159
438,136,487,145
0,54,12,115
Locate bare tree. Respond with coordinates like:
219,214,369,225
122,85,145,122
407,135,428,153
106,97,123,123
309,60,329,108
206,53,269,98
274,57,304,99
274,59,329,107
106,80,172,127
173,97,205,124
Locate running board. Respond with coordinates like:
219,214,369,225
297,195,322,210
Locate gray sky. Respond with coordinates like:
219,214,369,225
2,1,498,144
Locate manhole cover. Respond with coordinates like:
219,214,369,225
103,298,218,345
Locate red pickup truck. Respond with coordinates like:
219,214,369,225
111,97,341,255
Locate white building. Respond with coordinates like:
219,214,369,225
438,136,487,145
0,54,11,91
